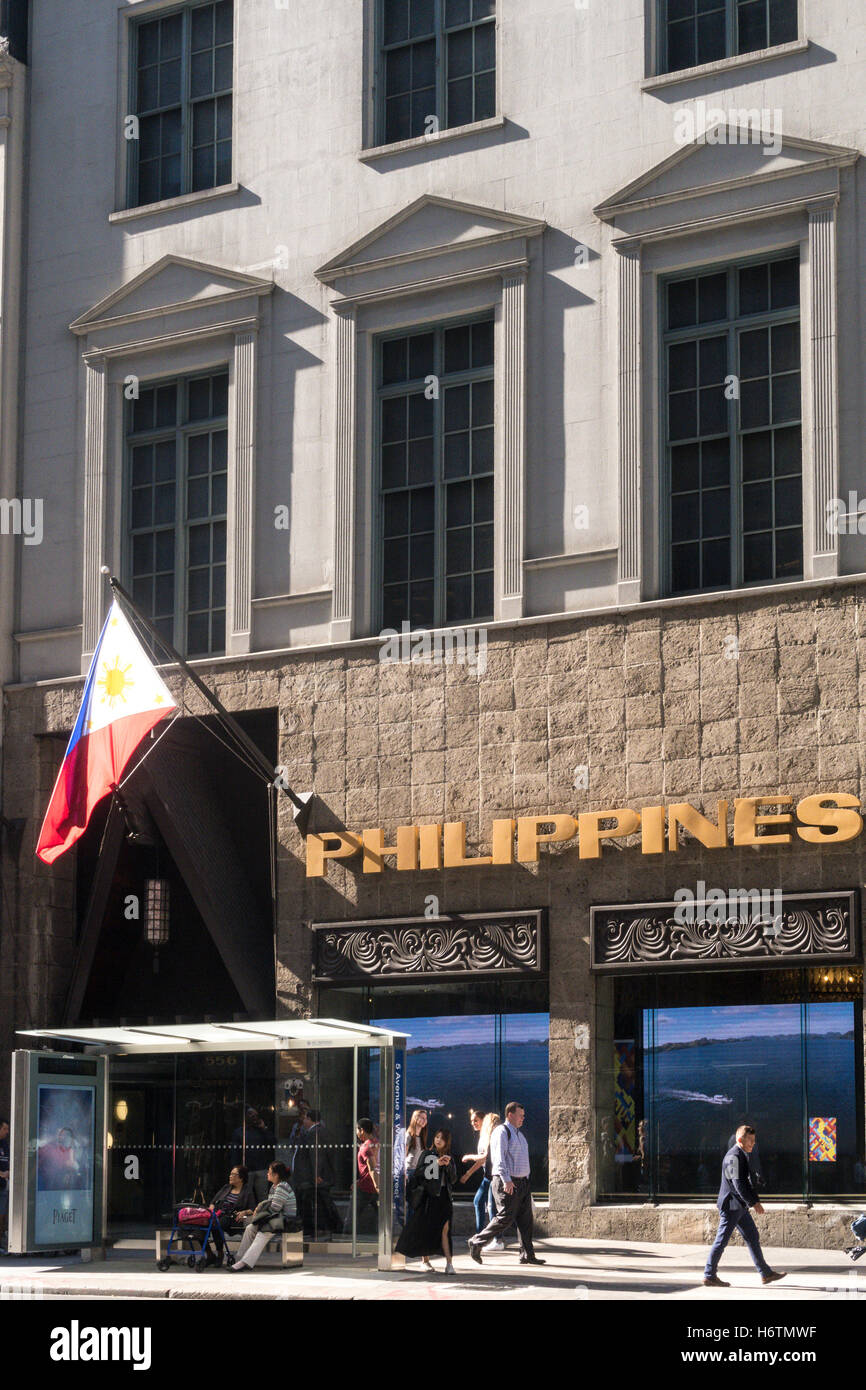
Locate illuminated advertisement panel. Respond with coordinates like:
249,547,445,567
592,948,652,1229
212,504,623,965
9,1051,106,1254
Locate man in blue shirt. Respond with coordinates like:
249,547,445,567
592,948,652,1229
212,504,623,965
468,1101,545,1266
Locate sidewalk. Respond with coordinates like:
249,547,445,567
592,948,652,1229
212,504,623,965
0,1238,863,1300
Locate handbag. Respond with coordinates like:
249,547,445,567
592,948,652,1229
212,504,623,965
178,1205,212,1226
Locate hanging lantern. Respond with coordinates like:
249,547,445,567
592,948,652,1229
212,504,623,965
144,877,170,970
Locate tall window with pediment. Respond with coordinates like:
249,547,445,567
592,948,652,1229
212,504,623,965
126,370,228,657
378,316,495,629
664,253,802,595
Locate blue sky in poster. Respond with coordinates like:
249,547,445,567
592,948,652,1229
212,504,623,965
645,1003,854,1047
372,1013,549,1051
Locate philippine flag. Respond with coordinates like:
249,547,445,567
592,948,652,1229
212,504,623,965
36,600,177,864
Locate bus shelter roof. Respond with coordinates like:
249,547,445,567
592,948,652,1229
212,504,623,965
17,1018,409,1056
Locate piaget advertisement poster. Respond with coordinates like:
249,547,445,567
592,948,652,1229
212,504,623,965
35,1085,95,1244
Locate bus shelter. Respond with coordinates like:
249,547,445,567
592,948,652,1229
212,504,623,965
12,1019,407,1269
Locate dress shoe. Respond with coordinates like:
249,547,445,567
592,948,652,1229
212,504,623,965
519,1256,546,1265
469,1243,483,1265
761,1271,786,1285
703,1275,729,1287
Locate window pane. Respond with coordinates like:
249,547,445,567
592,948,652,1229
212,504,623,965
701,437,729,487
382,397,406,443
699,385,726,436
191,50,213,99
698,272,727,323
668,279,697,330
772,321,800,373
696,9,726,63
672,543,700,591
740,378,770,429
382,338,407,386
775,475,802,527
408,437,434,485
472,319,494,367
667,20,695,72
445,0,471,24
475,21,495,70
772,372,800,424
771,257,799,309
702,487,730,538
474,70,495,120
382,443,406,489
448,76,473,126
474,569,493,618
702,537,730,587
188,377,212,421
672,492,700,540
773,425,801,475
132,490,153,531
739,263,769,315
445,384,471,432
444,324,471,374
444,430,470,479
191,4,215,51
384,537,409,583
737,0,767,53
743,480,772,531
742,431,772,481
740,327,769,379
775,526,802,578
384,0,409,45
410,0,435,36
448,25,474,72
699,335,727,384
769,0,798,45
669,342,697,391
215,0,233,45
384,491,409,537
669,392,698,441
743,530,773,582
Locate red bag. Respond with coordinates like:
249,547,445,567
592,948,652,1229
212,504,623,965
178,1205,212,1226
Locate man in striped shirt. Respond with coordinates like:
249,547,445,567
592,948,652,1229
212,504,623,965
468,1102,545,1266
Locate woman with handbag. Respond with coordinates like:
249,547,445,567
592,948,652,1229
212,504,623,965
396,1129,458,1275
229,1161,297,1272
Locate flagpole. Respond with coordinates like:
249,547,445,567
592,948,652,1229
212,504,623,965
102,570,310,819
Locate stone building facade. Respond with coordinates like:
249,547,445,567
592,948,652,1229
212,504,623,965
4,577,866,1246
1,0,865,1248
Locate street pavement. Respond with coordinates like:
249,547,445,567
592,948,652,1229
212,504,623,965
0,1237,863,1300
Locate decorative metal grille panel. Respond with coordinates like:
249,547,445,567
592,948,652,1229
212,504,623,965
590,892,858,973
312,911,545,984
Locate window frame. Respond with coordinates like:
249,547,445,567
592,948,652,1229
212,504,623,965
657,0,799,76
126,0,234,211
374,0,497,148
124,367,230,658
374,311,496,633
659,249,803,598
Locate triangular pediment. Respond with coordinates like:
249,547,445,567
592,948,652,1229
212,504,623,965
595,126,859,220
70,255,274,334
316,195,545,283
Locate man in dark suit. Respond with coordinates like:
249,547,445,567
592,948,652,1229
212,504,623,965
703,1125,786,1287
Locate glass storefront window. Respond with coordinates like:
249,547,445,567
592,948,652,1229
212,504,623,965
596,967,865,1201
369,1011,550,1194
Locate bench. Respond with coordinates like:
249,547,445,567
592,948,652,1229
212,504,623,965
155,1226,303,1269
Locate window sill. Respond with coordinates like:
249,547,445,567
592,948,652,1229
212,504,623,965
109,182,241,225
642,38,810,91
359,115,506,163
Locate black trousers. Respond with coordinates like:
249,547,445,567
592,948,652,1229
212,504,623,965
470,1176,535,1258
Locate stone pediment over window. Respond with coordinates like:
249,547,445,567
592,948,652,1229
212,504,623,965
70,254,274,353
594,125,859,242
70,256,274,668
316,194,545,305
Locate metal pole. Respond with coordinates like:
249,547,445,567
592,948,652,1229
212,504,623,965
378,1042,394,1272
106,574,306,813
351,1046,358,1260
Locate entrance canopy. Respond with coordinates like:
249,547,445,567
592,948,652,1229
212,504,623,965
18,1018,409,1055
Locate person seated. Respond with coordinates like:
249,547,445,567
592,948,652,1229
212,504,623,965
208,1164,256,1261
230,1162,298,1272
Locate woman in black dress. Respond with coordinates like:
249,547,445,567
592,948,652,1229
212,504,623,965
397,1129,458,1274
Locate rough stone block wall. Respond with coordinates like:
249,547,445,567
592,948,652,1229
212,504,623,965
3,580,866,1246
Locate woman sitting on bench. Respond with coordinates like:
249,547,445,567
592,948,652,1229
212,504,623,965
230,1161,297,1272
209,1164,256,1261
